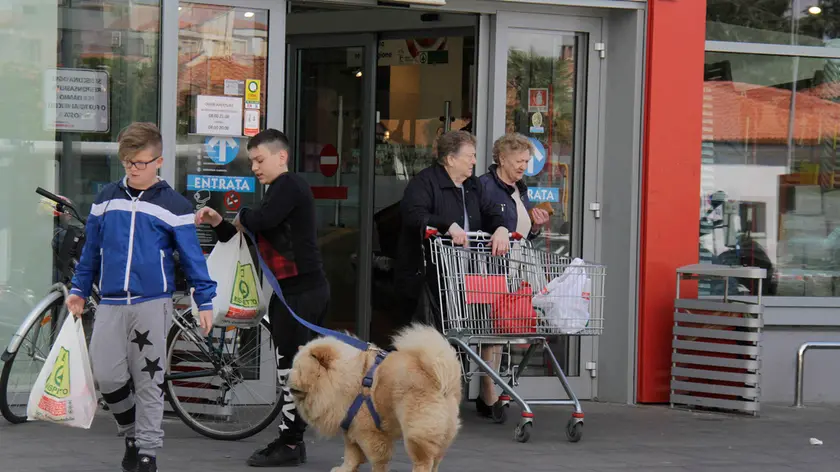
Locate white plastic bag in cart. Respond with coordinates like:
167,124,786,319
532,258,591,334
206,232,267,327
27,315,98,429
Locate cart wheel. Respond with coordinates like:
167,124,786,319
491,400,508,424
514,423,532,443
566,419,583,443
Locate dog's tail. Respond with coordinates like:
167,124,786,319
392,323,462,398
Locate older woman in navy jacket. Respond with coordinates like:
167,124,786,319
474,133,550,418
395,130,510,332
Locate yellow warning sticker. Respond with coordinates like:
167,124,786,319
245,79,260,103
45,347,70,399
230,261,259,310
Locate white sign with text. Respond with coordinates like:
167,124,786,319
196,95,243,137
43,68,110,132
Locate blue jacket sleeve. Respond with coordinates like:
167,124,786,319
170,204,217,311
476,179,505,232
69,211,103,299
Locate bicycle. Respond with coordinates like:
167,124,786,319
0,187,284,440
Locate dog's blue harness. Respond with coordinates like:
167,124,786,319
340,349,388,431
243,227,387,431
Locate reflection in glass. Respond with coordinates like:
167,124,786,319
175,4,268,250
707,0,840,47
0,0,161,369
505,31,581,377
701,52,840,297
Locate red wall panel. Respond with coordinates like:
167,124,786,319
637,0,706,403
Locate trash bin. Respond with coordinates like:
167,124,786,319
670,264,766,416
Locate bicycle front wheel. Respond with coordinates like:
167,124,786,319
0,294,63,424
164,314,282,441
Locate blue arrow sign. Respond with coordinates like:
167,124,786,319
205,136,240,165
525,138,546,177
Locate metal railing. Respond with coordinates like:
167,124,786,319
794,342,840,407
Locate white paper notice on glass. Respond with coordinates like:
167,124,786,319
196,95,243,137
43,68,110,133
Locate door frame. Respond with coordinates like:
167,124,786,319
285,33,378,340
485,12,605,400
159,0,287,187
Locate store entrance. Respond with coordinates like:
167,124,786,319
284,5,605,402
285,6,478,346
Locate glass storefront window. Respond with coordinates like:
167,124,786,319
0,1,161,349
506,31,577,257
505,31,581,377
175,4,268,251
701,51,840,296
707,0,840,47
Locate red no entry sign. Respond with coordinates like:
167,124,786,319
224,190,241,211
320,144,338,177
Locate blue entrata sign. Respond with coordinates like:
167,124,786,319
187,175,255,193
525,138,546,177
528,187,560,203
205,136,240,165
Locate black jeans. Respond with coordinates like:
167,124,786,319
269,281,330,443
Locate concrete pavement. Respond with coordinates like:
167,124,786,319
2,401,840,471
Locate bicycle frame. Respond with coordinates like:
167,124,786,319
1,284,68,362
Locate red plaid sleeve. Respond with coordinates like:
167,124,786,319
257,236,298,280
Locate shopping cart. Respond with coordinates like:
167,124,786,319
425,228,605,443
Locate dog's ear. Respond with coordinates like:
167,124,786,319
310,344,337,369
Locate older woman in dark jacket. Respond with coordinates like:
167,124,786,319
473,133,550,418
394,131,510,330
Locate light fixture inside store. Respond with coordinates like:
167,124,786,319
355,70,363,78
244,11,255,18
178,6,182,10
809,5,822,15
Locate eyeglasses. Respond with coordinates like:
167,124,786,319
122,156,161,170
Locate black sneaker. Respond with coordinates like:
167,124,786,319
246,438,307,467
475,398,493,418
137,454,157,472
122,437,138,472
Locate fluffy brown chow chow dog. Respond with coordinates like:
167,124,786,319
287,323,462,472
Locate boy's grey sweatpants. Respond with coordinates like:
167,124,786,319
90,298,172,455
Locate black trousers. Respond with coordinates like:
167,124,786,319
268,281,330,443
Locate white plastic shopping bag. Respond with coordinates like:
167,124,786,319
27,314,98,429
206,232,267,327
531,258,591,334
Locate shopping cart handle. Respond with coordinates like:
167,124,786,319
424,226,523,241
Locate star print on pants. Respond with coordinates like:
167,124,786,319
141,357,163,380
157,381,166,398
130,330,153,352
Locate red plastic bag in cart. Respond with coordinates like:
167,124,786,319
489,281,537,334
463,274,508,304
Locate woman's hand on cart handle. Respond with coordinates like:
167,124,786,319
447,223,468,247
490,227,511,256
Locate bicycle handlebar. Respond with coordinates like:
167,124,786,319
36,187,86,226
36,187,63,203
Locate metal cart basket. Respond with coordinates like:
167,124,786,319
426,229,605,443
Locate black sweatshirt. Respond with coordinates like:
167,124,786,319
213,172,326,294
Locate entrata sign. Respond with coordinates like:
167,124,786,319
320,144,339,177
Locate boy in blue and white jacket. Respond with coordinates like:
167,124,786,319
66,122,217,472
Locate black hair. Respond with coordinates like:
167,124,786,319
246,128,290,153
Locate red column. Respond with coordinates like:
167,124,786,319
637,0,706,403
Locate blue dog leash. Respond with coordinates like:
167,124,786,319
241,227,370,352
241,226,386,431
